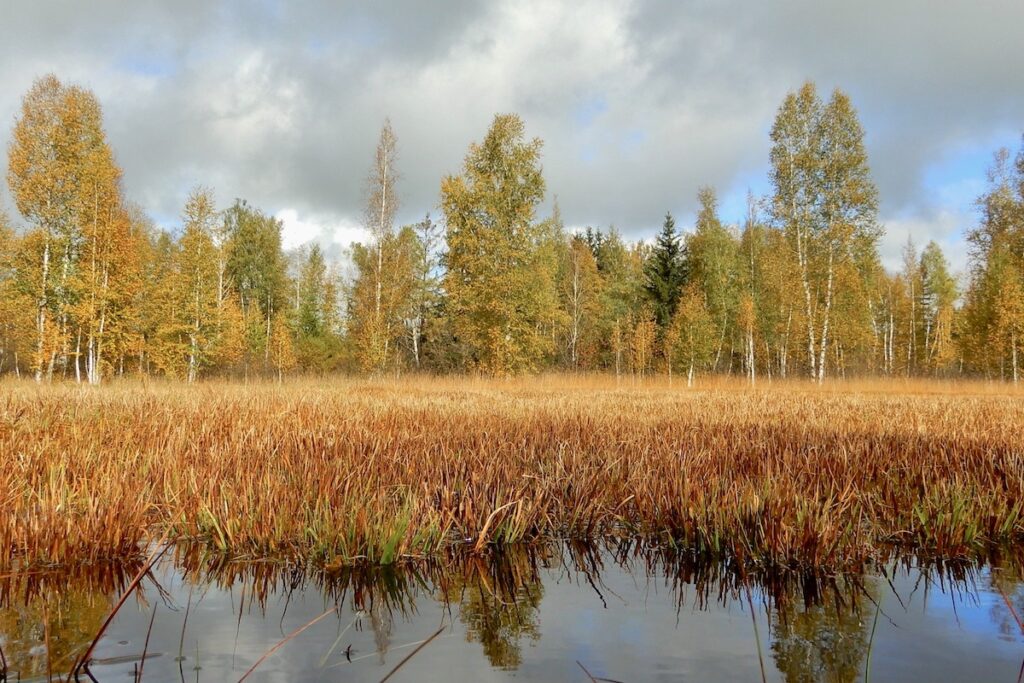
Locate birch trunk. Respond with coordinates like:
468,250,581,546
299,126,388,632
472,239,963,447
816,246,834,384
35,234,51,382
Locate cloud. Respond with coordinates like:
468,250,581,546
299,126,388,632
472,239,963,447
0,0,1021,267
881,209,973,276
275,208,369,258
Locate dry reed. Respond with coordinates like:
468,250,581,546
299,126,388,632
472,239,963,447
0,375,1021,573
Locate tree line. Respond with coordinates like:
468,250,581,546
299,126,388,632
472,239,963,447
1,75,1022,383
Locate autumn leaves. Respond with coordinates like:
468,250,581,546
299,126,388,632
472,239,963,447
0,76,1021,382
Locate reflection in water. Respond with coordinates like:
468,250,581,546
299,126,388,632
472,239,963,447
770,578,871,683
0,562,136,679
444,552,544,669
988,559,1024,642
0,543,1022,681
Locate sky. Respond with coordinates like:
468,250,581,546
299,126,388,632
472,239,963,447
1,1,1022,275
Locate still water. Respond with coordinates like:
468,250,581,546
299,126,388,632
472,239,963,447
2,543,1023,682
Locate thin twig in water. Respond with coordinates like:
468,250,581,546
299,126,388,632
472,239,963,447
851,577,899,629
232,582,246,666
864,593,882,683
577,660,598,682
378,625,445,683
237,606,337,682
327,633,439,668
136,604,158,683
72,535,172,679
43,602,52,682
178,584,193,683
996,579,1024,635
576,660,625,683
878,563,907,612
744,579,767,683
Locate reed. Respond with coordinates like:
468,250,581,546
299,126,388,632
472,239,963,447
0,375,1021,572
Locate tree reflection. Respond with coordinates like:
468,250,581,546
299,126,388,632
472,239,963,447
441,550,543,669
768,577,873,683
984,554,1024,641
175,545,547,669
176,545,432,665
0,563,132,679
1,543,1017,680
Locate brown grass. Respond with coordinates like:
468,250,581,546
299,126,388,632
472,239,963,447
0,374,1021,572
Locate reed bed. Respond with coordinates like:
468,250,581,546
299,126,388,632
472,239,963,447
0,375,1021,572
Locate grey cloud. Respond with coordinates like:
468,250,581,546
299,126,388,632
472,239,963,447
0,0,1021,261
626,0,1024,213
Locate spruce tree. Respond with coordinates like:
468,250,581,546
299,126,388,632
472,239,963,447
643,212,685,332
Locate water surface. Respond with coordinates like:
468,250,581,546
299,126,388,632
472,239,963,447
2,544,1023,681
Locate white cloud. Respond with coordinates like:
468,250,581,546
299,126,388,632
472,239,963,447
275,207,370,254
881,209,973,276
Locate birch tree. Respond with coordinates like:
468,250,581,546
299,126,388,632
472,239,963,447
899,239,922,375
223,199,286,374
0,211,32,376
177,189,221,382
587,228,646,371
406,213,442,369
769,82,880,382
75,148,141,384
294,244,337,366
7,76,111,380
667,283,716,386
441,113,553,375
560,236,602,369
359,119,400,371
348,226,418,372
918,241,958,373
686,187,740,372
144,189,233,381
269,313,297,382
738,195,799,380
961,145,1024,379
628,307,657,377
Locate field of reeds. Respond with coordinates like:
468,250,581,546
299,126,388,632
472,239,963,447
1,375,1022,573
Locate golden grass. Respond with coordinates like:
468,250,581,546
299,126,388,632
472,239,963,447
1,374,1021,572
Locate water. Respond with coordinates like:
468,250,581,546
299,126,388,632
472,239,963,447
2,543,1023,682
